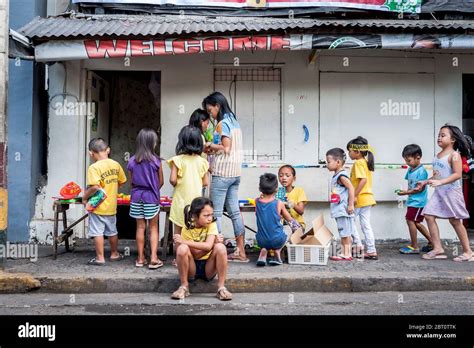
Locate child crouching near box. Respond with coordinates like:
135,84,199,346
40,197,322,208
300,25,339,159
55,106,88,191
256,173,301,266
326,148,355,261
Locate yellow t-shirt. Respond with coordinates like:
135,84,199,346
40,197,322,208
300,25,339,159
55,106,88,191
168,154,209,227
181,222,219,260
350,159,376,208
286,187,307,229
87,158,127,215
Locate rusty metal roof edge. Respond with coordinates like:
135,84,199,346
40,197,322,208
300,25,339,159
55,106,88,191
17,15,474,41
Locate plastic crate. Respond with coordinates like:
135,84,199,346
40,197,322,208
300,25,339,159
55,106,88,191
286,241,331,265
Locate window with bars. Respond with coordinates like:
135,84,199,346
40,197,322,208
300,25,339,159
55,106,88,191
214,67,282,162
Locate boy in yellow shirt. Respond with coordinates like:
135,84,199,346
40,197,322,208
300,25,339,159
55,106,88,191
83,138,127,266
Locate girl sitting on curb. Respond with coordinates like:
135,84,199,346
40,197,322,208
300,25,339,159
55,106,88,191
171,197,232,301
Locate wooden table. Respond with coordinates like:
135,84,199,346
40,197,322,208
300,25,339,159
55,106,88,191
52,198,172,260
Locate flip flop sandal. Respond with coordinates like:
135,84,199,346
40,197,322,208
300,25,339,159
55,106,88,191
135,259,148,268
171,286,190,300
110,253,125,262
399,245,420,254
453,254,474,262
148,260,164,269
216,287,233,301
227,253,250,263
422,251,448,260
268,258,283,266
330,255,353,261
88,257,105,266
363,253,379,260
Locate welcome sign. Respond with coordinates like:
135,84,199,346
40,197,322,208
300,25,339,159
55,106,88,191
33,34,474,61
72,0,421,13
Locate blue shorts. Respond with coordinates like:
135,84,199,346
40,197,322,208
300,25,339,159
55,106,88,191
194,259,216,281
129,201,160,220
256,233,287,250
88,213,118,238
335,216,355,238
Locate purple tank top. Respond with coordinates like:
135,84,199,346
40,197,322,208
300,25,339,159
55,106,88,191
127,155,161,204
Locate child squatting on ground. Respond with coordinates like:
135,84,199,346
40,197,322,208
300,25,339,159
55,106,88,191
397,144,433,254
171,197,232,301
255,173,302,266
83,138,127,266
326,148,356,261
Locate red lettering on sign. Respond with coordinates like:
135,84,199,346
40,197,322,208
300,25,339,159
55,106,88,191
232,36,268,51
184,39,203,53
130,40,153,57
84,40,128,59
172,41,186,54
153,40,172,55
271,36,291,50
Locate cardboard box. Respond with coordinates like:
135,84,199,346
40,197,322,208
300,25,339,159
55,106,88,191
289,215,333,246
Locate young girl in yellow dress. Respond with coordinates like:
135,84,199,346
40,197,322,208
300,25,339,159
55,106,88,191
168,125,209,237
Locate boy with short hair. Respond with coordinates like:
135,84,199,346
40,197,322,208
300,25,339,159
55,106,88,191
326,148,355,261
397,144,432,254
83,138,127,265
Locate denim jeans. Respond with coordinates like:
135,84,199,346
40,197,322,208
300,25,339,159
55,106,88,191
210,176,245,238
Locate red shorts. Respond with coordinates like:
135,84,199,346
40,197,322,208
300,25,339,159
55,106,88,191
406,207,425,223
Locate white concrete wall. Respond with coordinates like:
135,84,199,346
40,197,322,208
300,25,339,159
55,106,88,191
29,61,88,243
32,49,473,244
47,0,70,16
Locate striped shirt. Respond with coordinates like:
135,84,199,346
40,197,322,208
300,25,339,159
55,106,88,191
211,113,243,178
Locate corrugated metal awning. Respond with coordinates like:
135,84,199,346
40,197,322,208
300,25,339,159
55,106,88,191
18,14,474,41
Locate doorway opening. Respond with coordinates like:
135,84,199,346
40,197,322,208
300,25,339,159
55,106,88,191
86,70,161,239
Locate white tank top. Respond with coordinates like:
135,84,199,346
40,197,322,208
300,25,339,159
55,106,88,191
432,151,461,190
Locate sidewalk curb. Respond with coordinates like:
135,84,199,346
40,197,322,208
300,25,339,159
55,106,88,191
23,275,474,294
0,271,41,293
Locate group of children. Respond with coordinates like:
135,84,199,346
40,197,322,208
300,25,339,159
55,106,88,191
82,121,473,301
326,125,473,262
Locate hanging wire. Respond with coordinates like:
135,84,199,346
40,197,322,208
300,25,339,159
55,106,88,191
49,62,79,111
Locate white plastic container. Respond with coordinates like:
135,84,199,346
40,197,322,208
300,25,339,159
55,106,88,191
286,241,331,265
